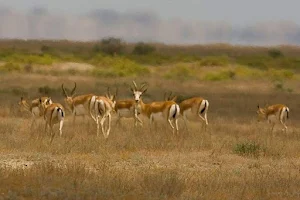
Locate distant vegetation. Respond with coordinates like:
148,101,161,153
0,39,299,81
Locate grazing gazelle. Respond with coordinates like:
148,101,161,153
94,95,116,138
179,97,209,130
132,81,180,134
39,98,65,143
18,96,53,128
256,104,290,132
62,82,97,123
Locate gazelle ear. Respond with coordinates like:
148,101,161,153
257,104,260,109
39,98,42,104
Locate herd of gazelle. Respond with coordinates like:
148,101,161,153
18,81,290,142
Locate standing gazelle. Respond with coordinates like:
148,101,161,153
18,96,53,128
131,81,180,134
257,104,289,132
62,82,96,123
109,82,146,127
179,97,209,131
94,95,116,138
39,98,65,143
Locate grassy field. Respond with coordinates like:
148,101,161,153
1,41,300,199
1,74,300,199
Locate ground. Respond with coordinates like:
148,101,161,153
1,73,300,199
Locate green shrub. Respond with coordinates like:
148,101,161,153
38,86,55,95
234,141,261,157
204,70,235,81
92,56,149,77
268,49,283,58
133,42,156,55
164,64,195,81
235,56,269,70
99,37,124,55
198,56,230,67
0,62,21,72
268,69,294,80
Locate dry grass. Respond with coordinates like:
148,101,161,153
1,73,300,199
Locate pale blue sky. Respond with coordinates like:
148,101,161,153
0,0,298,25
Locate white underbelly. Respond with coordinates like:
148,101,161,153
267,115,278,123
183,109,199,121
151,112,164,121
31,107,40,117
117,109,134,118
74,105,86,116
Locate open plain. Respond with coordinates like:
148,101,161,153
1,41,300,199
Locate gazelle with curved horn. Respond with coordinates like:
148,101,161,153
18,96,53,128
94,95,116,138
132,82,180,134
61,82,97,123
256,104,290,132
39,97,65,143
179,97,209,131
113,81,146,127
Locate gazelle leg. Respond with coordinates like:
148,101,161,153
96,116,100,137
106,114,112,138
59,120,64,137
100,115,107,138
168,119,175,134
49,125,55,144
280,120,287,132
174,119,179,134
204,112,208,125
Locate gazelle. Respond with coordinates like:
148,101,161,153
132,81,180,134
179,97,209,130
106,87,141,127
39,98,65,143
256,104,289,132
18,96,53,128
62,82,97,123
94,95,116,138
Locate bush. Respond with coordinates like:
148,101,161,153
0,62,21,72
268,49,283,58
234,141,261,157
99,37,124,55
92,56,150,77
204,70,235,81
133,42,156,55
198,56,230,67
38,86,55,95
164,64,195,81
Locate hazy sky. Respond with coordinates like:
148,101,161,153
0,0,299,25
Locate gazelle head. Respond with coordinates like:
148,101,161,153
131,81,147,103
106,87,118,112
164,91,177,102
256,104,266,121
62,82,77,106
38,97,53,113
18,97,29,112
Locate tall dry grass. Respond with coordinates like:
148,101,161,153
0,74,300,199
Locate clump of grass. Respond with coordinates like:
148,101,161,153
203,69,235,81
164,64,195,81
2,53,56,65
198,55,230,67
234,141,261,157
0,62,21,72
92,56,149,77
234,65,264,79
268,69,294,81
